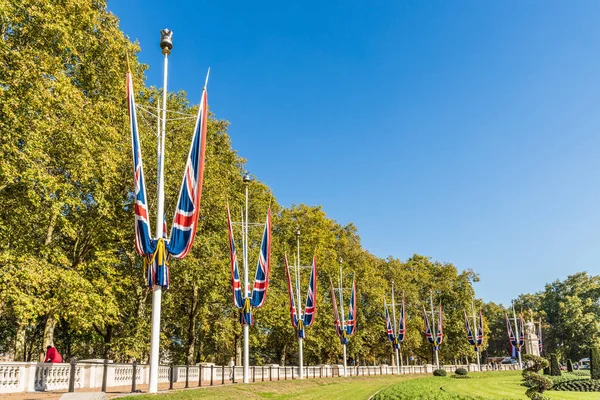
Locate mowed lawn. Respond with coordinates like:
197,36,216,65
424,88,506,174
129,371,600,399
374,371,599,400
132,374,417,400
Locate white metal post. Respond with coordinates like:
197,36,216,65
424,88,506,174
243,181,249,383
148,33,170,394
472,300,481,371
338,264,347,376
391,282,400,374
430,292,439,369
296,232,303,379
512,303,522,369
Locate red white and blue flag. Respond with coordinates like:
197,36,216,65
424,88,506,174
538,320,543,354
464,310,476,348
476,309,484,347
303,255,317,328
166,87,208,259
128,72,208,288
345,277,357,337
423,305,435,345
330,278,346,345
385,303,398,349
518,315,525,348
284,254,299,328
397,296,406,343
436,303,444,346
506,314,520,354
227,204,243,309
250,209,272,308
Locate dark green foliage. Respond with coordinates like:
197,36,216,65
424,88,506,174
548,372,589,386
592,346,600,380
522,354,552,400
550,353,561,376
433,369,447,376
553,380,600,392
567,359,573,372
454,367,468,376
543,365,550,375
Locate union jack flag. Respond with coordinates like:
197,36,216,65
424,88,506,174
330,278,346,345
464,310,476,347
397,296,406,343
166,87,208,259
250,209,271,308
518,315,525,348
385,303,398,349
303,255,317,328
128,72,208,288
227,204,243,309
127,73,154,258
284,254,299,328
476,308,484,347
423,305,435,345
506,314,520,352
436,303,444,346
345,277,357,337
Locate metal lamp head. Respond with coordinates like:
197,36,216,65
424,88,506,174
160,29,173,54
296,229,301,237
243,172,251,183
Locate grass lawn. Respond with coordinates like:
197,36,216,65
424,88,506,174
374,371,599,400
131,374,417,400
128,371,600,399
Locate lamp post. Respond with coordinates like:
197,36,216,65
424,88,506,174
242,172,251,383
148,28,172,394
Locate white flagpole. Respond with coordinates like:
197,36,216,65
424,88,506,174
148,28,172,394
391,282,400,374
511,302,522,369
338,260,347,377
430,291,439,369
296,230,303,379
243,173,250,383
472,299,481,371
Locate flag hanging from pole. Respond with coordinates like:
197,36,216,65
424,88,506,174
284,254,299,328
330,278,346,344
464,310,476,348
518,315,525,348
423,305,435,346
538,320,543,354
227,204,243,309
436,303,444,347
303,255,317,327
250,208,272,308
385,303,398,349
476,308,484,347
505,314,520,354
345,276,357,337
397,296,406,343
128,71,208,289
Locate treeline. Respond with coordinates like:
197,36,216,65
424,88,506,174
0,1,598,367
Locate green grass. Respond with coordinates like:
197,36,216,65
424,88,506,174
131,374,416,400
374,371,600,400
128,371,600,399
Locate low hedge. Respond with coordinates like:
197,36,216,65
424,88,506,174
433,369,447,376
454,367,468,376
553,380,600,392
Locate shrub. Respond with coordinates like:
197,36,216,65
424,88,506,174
522,354,552,400
592,346,600,380
566,359,573,372
433,369,447,376
550,354,561,376
454,367,468,376
553,380,600,392
543,365,550,375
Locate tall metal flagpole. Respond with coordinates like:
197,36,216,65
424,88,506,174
296,230,304,379
338,260,347,377
430,291,439,369
472,300,481,371
391,281,400,374
512,302,522,369
149,28,172,394
243,173,250,383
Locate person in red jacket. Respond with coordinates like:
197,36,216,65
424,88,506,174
44,345,63,363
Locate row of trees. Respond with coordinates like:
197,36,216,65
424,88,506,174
1,0,598,366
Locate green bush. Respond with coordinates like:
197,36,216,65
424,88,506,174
522,354,552,400
550,353,561,376
543,364,550,375
549,372,589,386
566,359,573,372
454,367,468,376
592,346,600,380
553,380,600,392
433,369,447,376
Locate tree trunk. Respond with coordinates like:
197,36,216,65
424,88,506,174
185,285,199,365
14,320,27,361
42,315,57,350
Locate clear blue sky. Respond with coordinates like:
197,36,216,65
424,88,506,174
108,1,600,306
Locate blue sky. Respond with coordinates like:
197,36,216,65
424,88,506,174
109,1,600,306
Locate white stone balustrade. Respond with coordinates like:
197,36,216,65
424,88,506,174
0,361,512,394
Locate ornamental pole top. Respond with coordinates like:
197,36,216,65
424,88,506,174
160,29,173,54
